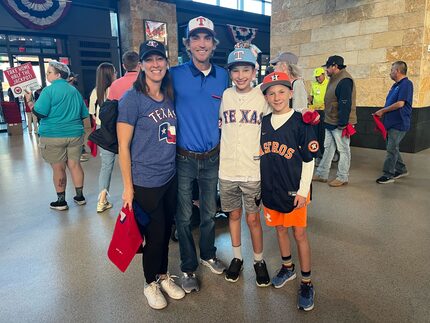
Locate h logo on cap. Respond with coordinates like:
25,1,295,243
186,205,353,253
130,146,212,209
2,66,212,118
147,40,158,48
271,74,279,81
196,17,206,26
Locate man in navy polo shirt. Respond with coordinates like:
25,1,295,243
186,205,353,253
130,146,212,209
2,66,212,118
375,61,413,184
170,16,229,293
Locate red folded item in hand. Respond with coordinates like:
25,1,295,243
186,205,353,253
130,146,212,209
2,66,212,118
372,114,387,140
87,122,98,157
302,110,320,125
341,123,356,138
107,206,144,273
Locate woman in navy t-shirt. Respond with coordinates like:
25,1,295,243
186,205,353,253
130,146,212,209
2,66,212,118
117,40,184,310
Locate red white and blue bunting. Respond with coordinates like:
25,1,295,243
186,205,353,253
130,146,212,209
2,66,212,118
227,24,258,43
1,0,71,30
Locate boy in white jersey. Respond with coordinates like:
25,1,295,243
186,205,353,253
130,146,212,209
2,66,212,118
219,46,271,287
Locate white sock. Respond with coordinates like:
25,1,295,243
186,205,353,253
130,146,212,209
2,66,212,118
232,245,242,260
254,252,263,263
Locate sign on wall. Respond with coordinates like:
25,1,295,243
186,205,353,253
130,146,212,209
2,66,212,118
144,20,168,47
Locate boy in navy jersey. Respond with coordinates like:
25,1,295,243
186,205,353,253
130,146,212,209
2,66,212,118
260,72,319,311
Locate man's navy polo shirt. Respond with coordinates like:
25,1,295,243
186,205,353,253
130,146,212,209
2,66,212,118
171,60,229,152
383,77,413,131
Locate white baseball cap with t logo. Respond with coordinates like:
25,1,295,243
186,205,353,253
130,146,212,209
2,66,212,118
186,16,215,38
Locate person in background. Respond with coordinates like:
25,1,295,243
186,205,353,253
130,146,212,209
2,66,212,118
117,40,185,310
67,72,79,87
170,16,229,293
24,96,38,134
67,71,91,162
308,67,329,164
24,60,89,210
89,63,117,213
313,55,357,187
374,61,413,184
270,52,308,113
107,51,140,101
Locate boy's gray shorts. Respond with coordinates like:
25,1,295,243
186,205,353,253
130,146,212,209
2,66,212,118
219,179,261,214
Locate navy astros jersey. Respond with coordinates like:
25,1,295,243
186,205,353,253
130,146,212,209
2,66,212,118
260,112,319,213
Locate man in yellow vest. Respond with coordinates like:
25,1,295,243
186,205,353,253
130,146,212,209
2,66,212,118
308,67,328,109
308,67,328,161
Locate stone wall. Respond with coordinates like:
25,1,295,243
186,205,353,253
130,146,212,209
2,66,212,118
271,0,429,107
119,0,178,65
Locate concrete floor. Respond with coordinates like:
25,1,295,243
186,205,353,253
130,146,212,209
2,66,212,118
0,132,429,323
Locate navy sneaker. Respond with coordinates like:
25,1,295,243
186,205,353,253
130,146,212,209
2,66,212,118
254,260,271,287
393,171,409,179
297,282,315,311
225,258,243,283
376,176,395,184
272,264,296,288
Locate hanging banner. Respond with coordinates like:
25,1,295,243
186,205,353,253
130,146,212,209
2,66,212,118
227,24,258,43
1,0,71,30
4,63,41,98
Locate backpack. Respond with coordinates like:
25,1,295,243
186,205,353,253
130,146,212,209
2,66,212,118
88,99,119,154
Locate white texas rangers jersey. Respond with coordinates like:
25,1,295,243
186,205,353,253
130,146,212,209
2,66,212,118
219,86,270,181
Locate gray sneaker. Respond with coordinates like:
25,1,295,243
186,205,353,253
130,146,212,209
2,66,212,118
200,257,226,274
181,272,199,293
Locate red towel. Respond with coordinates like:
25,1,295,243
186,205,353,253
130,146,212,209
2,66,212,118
87,122,98,157
341,123,357,138
107,206,144,273
372,114,387,140
302,110,320,125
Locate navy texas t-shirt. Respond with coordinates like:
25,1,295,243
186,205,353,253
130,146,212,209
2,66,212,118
117,88,177,188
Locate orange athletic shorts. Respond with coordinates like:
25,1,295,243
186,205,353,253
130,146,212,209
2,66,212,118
263,195,311,228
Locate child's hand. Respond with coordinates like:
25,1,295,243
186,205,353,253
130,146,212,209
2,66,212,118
294,195,306,209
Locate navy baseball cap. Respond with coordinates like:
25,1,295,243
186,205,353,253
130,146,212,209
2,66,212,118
139,40,167,61
322,55,346,68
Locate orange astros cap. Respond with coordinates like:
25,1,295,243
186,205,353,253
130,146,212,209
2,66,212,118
261,72,292,94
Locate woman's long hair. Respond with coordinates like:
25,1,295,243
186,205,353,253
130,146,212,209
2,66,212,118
133,66,174,102
96,63,115,106
286,63,303,79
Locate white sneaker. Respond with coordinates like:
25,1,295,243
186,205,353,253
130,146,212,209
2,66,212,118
144,282,167,310
97,200,113,213
159,274,185,300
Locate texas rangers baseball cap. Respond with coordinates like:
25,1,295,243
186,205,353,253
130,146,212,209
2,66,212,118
139,40,167,61
322,55,346,68
260,72,292,94
186,16,215,38
313,67,325,77
227,48,256,69
269,52,298,65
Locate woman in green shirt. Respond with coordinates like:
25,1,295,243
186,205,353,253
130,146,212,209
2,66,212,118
25,60,89,210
